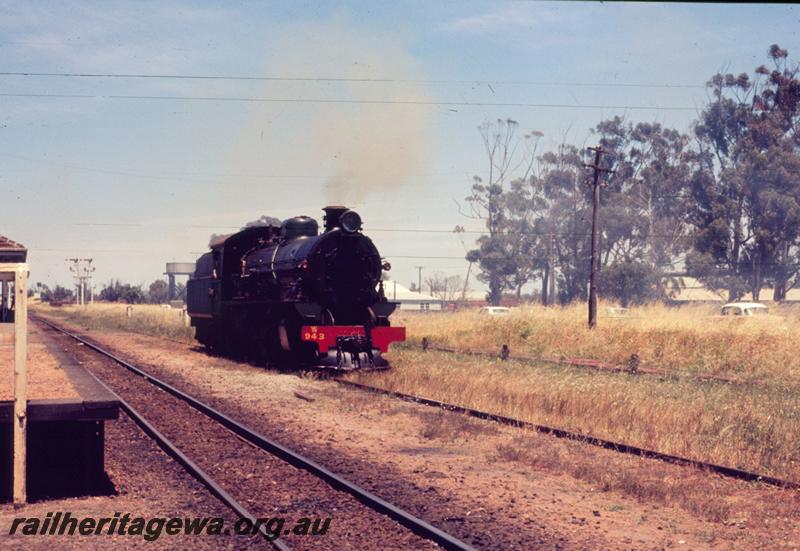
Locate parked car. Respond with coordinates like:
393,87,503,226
720,302,769,316
478,306,512,316
714,302,786,328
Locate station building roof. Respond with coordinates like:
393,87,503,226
0,234,27,263
382,280,441,303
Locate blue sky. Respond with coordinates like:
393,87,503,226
1,1,798,292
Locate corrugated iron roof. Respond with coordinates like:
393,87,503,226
0,235,25,250
0,234,27,262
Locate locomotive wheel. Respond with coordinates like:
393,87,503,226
194,319,211,346
268,318,320,370
195,319,225,354
262,323,289,368
209,328,227,355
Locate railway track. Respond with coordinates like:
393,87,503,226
86,372,291,550
35,316,475,551
336,379,800,491
412,341,746,385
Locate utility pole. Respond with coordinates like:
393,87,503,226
66,258,94,306
461,261,473,303
81,259,95,307
548,233,556,306
66,258,80,304
584,146,613,328
415,266,424,294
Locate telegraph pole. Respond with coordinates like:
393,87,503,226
81,259,95,307
415,266,424,294
584,146,613,328
66,258,94,306
66,258,80,304
548,233,556,306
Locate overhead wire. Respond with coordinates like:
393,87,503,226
0,71,708,270
0,152,477,185
0,92,700,111
68,222,695,240
0,71,706,89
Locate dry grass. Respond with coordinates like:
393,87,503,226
352,302,800,485
394,302,800,384
417,410,498,441
33,303,195,343
490,435,797,525
355,344,800,523
34,301,800,492
492,438,739,520
358,348,800,480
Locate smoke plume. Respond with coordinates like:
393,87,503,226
209,215,282,246
226,16,432,206
242,215,281,230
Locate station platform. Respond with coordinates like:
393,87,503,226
1,322,120,501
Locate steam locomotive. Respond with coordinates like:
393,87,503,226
186,206,405,369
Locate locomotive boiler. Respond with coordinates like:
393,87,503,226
186,206,405,369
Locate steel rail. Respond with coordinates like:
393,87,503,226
336,379,800,491
35,316,475,551
414,343,744,385
79,364,291,549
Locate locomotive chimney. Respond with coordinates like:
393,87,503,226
322,205,349,232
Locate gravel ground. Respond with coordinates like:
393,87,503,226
36,322,444,551
30,316,800,550
0,406,262,550
0,323,77,400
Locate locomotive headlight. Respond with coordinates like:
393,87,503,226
340,210,362,233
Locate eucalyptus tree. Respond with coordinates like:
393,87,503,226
590,117,692,304
462,118,542,304
687,45,800,301
533,143,592,303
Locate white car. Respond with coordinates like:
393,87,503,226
478,306,512,316
720,302,769,316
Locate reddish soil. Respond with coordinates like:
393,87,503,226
31,322,451,550
0,323,77,401
30,317,800,549
0,407,261,550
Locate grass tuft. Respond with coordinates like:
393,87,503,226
33,303,195,343
355,303,800,483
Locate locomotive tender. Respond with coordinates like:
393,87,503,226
186,206,405,369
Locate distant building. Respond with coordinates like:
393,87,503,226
739,289,800,302
459,289,529,307
667,277,726,303
667,276,800,303
382,280,443,311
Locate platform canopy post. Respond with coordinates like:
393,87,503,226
0,233,29,505
12,263,28,505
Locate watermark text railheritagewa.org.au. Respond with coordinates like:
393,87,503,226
7,512,331,541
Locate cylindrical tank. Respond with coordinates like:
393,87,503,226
165,262,196,274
